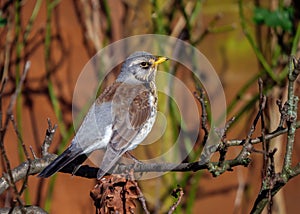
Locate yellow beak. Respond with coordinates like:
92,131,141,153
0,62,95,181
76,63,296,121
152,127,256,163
154,56,168,65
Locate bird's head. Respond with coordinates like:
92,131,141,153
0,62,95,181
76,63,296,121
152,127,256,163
117,51,168,83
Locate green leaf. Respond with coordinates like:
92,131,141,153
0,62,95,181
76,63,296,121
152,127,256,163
0,17,7,27
253,7,270,24
253,7,293,32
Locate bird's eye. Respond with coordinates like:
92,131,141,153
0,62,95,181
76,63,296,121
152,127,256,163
140,62,150,68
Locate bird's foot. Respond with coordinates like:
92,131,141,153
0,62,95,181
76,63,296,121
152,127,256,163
125,151,142,164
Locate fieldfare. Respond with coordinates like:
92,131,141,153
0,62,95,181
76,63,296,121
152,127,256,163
39,51,168,179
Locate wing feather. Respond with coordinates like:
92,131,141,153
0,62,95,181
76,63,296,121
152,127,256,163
97,83,154,179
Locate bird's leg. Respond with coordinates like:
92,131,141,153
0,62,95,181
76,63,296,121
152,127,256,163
124,151,145,179
72,164,82,176
125,151,142,164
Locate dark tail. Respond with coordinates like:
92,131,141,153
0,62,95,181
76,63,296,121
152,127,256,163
38,147,86,178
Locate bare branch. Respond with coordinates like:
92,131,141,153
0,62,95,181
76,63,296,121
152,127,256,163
194,90,209,145
30,146,38,159
0,61,30,208
218,117,235,164
283,56,299,170
41,118,57,157
129,171,150,214
0,154,57,194
0,206,47,214
250,57,300,213
168,186,184,214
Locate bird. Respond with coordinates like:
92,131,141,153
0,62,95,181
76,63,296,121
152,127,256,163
39,51,168,179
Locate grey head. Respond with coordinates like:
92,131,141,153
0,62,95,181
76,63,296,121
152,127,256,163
116,51,168,83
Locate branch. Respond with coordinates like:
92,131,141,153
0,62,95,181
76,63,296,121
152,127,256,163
0,206,47,214
0,154,57,194
1,59,300,214
250,57,300,213
55,154,250,178
0,118,57,194
0,115,296,195
168,186,184,214
283,57,299,170
0,61,30,208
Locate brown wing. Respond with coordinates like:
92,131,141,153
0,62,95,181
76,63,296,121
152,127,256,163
109,84,153,150
129,90,151,129
96,82,122,104
96,83,154,178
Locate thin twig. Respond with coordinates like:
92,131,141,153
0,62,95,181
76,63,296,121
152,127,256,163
168,186,184,214
267,148,277,213
30,146,38,159
10,114,31,196
259,78,268,179
251,57,300,213
10,115,30,160
193,90,209,145
283,57,299,170
192,13,223,45
128,171,150,214
0,61,30,208
1,9,13,88
41,118,57,157
236,87,266,162
276,99,287,129
218,117,235,164
226,121,300,146
1,116,300,194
